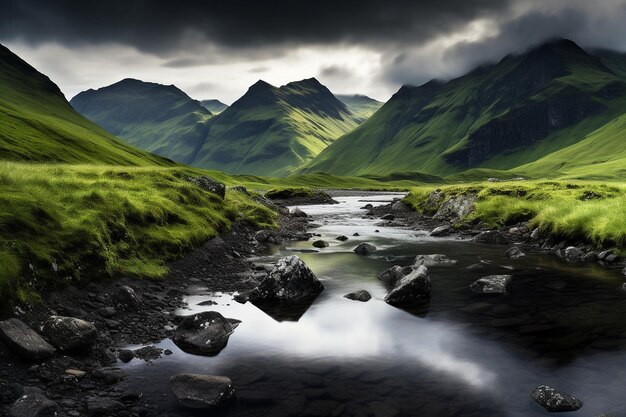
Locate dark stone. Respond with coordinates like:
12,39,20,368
187,176,226,198
361,204,374,210
112,286,140,311
0,319,56,361
8,387,59,417
378,265,412,287
248,256,324,302
172,311,238,356
336,235,349,241
170,374,235,409
470,275,512,294
291,207,308,218
564,246,583,262
117,349,134,363
530,385,583,412
385,266,431,306
413,254,457,266
381,214,394,220
505,246,526,259
473,231,510,245
353,233,360,236
429,226,451,237
86,397,125,416
134,345,163,361
312,240,329,248
92,367,127,384
344,290,372,302
41,316,98,352
354,243,376,255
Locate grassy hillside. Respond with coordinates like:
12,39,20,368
200,99,229,114
303,39,626,180
336,94,384,122
0,45,172,166
70,79,213,162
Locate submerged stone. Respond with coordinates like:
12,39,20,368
172,311,239,356
170,374,235,409
470,275,512,294
530,385,583,412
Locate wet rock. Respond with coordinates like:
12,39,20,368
0,318,56,361
564,246,584,262
385,266,431,306
8,387,59,417
291,207,308,218
605,254,620,264
344,290,372,302
248,256,323,302
429,225,451,237
391,201,410,212
187,176,226,198
470,275,512,294
530,385,583,412
413,254,457,266
96,307,116,318
255,230,283,245
433,194,476,221
354,243,376,255
336,235,348,241
473,231,510,245
112,286,140,311
92,367,127,384
378,265,413,287
530,228,541,239
86,397,124,416
41,316,98,352
312,240,329,248
172,311,239,356
170,374,235,409
505,246,526,259
381,214,394,220
65,369,86,378
361,204,374,210
134,345,163,361
353,232,360,236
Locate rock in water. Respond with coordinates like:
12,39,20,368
470,275,513,294
344,290,372,302
564,246,583,262
381,214,395,220
0,318,56,361
312,240,329,248
473,231,510,245
413,254,457,266
248,256,324,302
378,265,412,287
336,235,349,241
170,374,235,409
187,176,226,198
530,385,583,412
385,266,431,306
354,243,376,255
291,207,308,218
8,387,59,417
172,311,239,356
41,316,98,352
429,226,451,237
505,246,526,259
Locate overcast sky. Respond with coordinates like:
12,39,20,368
2,0,626,104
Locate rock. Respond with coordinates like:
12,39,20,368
361,204,374,210
505,246,526,259
134,345,163,361
429,226,451,237
582,252,597,262
112,286,140,311
291,207,308,217
229,185,249,195
598,250,612,260
172,311,238,356
96,307,116,318
433,194,476,220
473,231,510,245
0,319,56,361
378,265,412,287
41,316,98,352
344,290,372,302
248,256,323,303
381,214,394,220
170,374,235,409
312,240,329,248
255,230,283,244
336,235,348,241
353,232,360,236
92,367,127,384
354,243,376,255
530,385,583,412
187,176,226,198
530,228,541,239
385,266,431,306
470,275,513,294
413,254,457,266
8,387,59,417
564,246,584,262
391,201,410,212
622,267,626,276
605,254,620,264
86,397,124,416
65,369,86,378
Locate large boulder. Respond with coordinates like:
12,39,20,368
248,256,324,302
384,266,431,306
112,285,141,311
564,246,584,262
433,194,476,220
470,275,512,294
0,319,56,361
8,387,59,417
291,207,308,218
187,176,226,199
530,385,583,412
473,231,510,245
354,243,376,256
172,311,239,356
429,226,451,237
344,290,372,302
170,374,235,409
41,316,98,352
413,254,457,267
378,265,413,287
391,201,411,212
312,240,329,248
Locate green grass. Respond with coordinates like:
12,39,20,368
403,180,626,248
0,162,276,306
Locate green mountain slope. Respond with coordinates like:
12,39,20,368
71,79,213,162
200,99,229,114
336,94,384,122
190,78,362,176
0,44,172,166
302,39,626,179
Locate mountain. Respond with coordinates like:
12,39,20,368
187,78,362,176
200,99,229,114
302,39,626,179
336,94,384,122
71,79,213,162
0,44,171,166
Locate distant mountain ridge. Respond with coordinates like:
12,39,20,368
336,94,384,121
200,99,228,114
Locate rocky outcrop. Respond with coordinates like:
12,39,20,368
41,316,98,352
530,385,583,412
172,311,239,356
384,266,432,306
0,319,56,361
344,290,372,302
8,387,59,417
433,194,476,221
353,243,376,255
248,256,324,302
473,231,510,245
470,275,512,294
291,208,308,218
187,176,226,199
170,374,235,409
378,265,413,288
413,254,457,267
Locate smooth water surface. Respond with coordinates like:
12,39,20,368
122,194,626,417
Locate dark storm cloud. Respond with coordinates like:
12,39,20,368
320,65,352,79
0,0,515,54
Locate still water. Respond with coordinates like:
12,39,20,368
122,194,626,417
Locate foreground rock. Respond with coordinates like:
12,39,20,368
170,374,235,409
248,256,324,302
291,207,308,218
172,311,239,356
312,240,329,248
530,385,583,412
433,193,476,221
187,176,226,198
336,235,349,241
0,319,56,361
354,243,377,255
470,275,513,294
41,316,98,352
564,246,584,262
505,246,526,259
344,290,372,302
413,254,457,267
385,266,431,306
8,387,59,417
473,231,510,245
378,265,413,287
429,225,451,237
112,285,141,311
